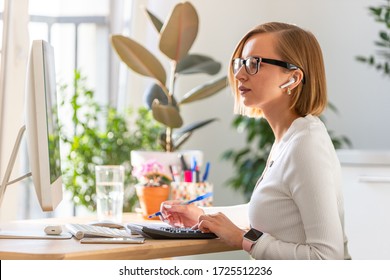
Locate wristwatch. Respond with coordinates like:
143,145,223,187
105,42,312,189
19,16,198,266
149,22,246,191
242,228,263,252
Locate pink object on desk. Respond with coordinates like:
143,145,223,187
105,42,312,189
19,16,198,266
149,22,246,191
184,170,192,182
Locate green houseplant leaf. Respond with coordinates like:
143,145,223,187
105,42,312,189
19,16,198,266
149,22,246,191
111,35,167,88
145,9,164,33
159,2,199,61
144,83,179,109
152,100,183,128
180,76,227,104
176,54,222,75
356,0,390,78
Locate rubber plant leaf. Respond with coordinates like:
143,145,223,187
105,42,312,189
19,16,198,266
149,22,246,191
173,118,218,136
176,54,222,75
171,131,192,151
180,76,227,104
159,2,199,61
145,9,163,33
152,99,183,128
111,35,167,87
144,83,178,110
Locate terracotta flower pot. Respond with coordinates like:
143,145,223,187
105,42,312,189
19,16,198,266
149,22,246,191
136,184,170,220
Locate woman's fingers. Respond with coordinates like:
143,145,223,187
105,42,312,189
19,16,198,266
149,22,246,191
159,200,205,228
197,213,221,233
196,212,245,248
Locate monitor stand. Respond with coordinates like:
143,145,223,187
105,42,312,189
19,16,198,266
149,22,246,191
0,126,70,239
0,125,29,208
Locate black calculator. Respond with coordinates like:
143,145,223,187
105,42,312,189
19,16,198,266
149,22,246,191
126,223,217,239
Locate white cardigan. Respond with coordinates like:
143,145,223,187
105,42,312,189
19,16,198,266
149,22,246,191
205,115,350,260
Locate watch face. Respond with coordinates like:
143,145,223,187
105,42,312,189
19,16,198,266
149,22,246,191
244,228,263,241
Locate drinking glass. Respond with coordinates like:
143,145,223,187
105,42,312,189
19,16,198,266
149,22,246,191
95,165,125,222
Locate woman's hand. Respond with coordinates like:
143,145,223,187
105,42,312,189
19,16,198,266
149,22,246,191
195,212,246,249
160,200,205,228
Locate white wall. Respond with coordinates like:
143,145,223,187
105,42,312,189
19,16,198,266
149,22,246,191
126,0,390,208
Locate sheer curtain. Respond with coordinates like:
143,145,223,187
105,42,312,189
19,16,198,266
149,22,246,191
0,0,29,222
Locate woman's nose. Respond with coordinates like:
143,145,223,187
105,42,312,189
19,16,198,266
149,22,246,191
234,65,248,81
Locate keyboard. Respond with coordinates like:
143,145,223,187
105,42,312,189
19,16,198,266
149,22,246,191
66,223,133,240
126,223,217,239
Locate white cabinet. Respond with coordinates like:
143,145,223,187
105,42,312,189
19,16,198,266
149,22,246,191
337,150,390,260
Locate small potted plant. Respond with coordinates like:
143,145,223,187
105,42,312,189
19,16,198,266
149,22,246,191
133,160,172,219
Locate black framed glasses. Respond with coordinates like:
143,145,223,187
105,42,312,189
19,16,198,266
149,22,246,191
232,56,305,83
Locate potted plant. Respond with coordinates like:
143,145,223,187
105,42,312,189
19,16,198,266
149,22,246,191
110,1,227,152
132,159,172,219
356,0,390,78
59,71,163,213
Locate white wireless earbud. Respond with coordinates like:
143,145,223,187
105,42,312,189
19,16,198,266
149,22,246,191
279,78,296,89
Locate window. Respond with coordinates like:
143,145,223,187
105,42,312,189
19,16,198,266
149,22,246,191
29,0,111,105
0,0,133,219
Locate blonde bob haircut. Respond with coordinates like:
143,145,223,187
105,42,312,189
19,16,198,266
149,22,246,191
228,22,327,118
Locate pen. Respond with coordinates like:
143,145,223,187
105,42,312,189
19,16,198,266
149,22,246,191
202,162,210,182
171,165,181,182
178,154,188,171
192,157,199,182
148,192,213,219
169,165,176,182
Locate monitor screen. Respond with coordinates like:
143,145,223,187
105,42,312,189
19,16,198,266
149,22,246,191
25,39,63,211
0,40,63,215
42,42,62,185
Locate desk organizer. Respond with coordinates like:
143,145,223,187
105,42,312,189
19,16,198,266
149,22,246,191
170,182,213,207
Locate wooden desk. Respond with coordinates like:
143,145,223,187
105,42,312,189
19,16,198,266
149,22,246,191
0,213,238,260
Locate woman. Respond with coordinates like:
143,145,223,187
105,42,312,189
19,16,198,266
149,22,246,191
161,22,350,260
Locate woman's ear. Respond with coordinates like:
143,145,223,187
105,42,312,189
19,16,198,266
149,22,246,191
293,69,305,86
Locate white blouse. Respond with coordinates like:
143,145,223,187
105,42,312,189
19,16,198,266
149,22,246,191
205,115,350,260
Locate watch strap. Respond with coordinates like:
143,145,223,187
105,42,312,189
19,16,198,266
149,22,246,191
242,237,254,252
242,228,263,253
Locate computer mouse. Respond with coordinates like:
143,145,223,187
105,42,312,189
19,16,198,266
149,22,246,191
88,221,125,229
44,225,63,235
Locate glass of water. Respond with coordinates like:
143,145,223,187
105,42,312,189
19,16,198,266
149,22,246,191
95,165,125,222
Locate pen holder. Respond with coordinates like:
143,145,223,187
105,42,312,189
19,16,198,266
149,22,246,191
170,182,213,207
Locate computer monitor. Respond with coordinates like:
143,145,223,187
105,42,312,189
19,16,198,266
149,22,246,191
0,40,63,212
